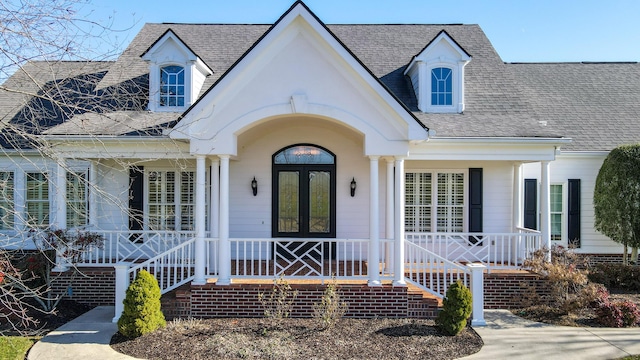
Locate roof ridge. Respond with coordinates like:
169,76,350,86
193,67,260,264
509,61,638,65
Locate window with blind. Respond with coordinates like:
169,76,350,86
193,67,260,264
550,184,564,241
147,170,195,231
66,171,88,228
405,171,465,233
26,172,49,227
0,172,14,230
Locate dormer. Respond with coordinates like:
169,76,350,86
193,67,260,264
141,29,213,112
404,30,471,113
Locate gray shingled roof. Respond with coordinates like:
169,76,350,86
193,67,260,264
511,62,640,151
1,22,639,151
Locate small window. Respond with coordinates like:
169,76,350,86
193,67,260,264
431,67,452,106
0,172,14,230
160,65,185,107
550,184,564,241
67,171,88,228
26,172,49,228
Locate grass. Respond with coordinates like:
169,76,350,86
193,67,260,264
0,336,39,360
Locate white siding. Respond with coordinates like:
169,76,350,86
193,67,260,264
231,117,371,239
404,160,514,233
523,155,623,254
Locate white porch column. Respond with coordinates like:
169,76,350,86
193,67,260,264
393,157,406,286
467,263,487,326
512,163,523,231
217,155,231,285
385,158,394,273
193,155,207,285
540,160,551,261
55,160,67,230
209,157,220,273
368,156,381,286
52,160,69,272
88,160,98,227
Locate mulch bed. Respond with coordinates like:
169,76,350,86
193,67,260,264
110,318,483,360
513,291,640,327
0,299,93,336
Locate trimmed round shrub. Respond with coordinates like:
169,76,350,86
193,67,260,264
117,269,166,338
435,280,473,336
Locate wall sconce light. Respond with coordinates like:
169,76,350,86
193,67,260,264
350,177,357,197
251,177,258,196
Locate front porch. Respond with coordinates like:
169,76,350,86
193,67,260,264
50,228,542,324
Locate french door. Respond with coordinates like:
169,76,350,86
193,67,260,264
272,145,336,259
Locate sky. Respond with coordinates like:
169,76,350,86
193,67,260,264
81,0,639,63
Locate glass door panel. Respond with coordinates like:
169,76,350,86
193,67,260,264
278,171,299,233
308,171,330,234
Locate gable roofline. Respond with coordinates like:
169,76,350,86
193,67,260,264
177,0,427,131
403,29,472,76
140,28,214,74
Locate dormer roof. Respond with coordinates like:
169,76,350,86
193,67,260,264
141,29,212,75
405,30,472,74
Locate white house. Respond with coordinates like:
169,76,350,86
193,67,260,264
1,2,638,321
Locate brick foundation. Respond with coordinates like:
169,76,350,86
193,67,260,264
582,253,636,265
50,267,558,316
483,271,550,309
177,282,438,319
50,267,116,307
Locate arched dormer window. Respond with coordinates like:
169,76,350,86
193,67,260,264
160,65,185,107
141,29,213,112
404,30,471,113
431,67,452,106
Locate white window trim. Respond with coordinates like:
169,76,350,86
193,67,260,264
24,171,52,229
143,168,199,232
549,182,567,243
405,169,468,233
0,171,15,232
148,61,192,112
66,170,89,229
423,62,465,114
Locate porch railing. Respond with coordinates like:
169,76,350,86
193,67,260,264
222,238,392,281
74,229,541,270
405,228,541,269
405,240,469,297
77,230,196,266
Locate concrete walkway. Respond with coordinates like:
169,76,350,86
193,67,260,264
28,307,640,360
28,306,138,360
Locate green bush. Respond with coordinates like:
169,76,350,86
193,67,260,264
588,263,640,291
117,270,166,338
435,280,472,336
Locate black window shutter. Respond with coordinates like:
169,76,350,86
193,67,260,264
468,168,483,233
129,166,144,236
524,179,538,230
568,179,581,248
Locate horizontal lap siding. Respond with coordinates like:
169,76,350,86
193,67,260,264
523,156,624,254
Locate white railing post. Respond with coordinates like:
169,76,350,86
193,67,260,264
113,263,130,322
467,263,486,326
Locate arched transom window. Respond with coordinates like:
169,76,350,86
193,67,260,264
431,67,452,106
160,65,185,107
